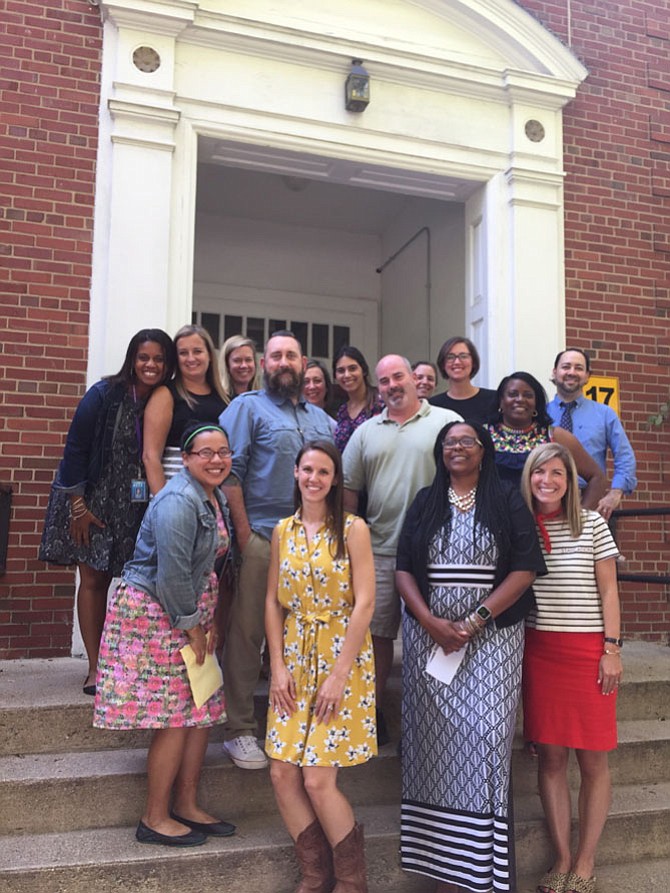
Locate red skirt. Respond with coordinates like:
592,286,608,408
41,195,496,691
522,629,617,751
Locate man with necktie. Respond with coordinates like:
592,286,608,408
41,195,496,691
547,348,637,520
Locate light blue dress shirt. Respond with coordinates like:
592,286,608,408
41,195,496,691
547,394,637,493
220,389,335,541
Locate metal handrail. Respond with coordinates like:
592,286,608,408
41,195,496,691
611,506,670,585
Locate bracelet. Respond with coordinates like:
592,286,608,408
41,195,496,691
462,613,484,637
71,505,88,519
603,649,621,656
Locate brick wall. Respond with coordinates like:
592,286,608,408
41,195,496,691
0,1,668,657
519,0,670,642
0,0,102,656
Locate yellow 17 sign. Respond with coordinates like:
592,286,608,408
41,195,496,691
583,375,620,416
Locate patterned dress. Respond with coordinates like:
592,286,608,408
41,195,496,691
334,398,384,453
265,513,377,767
487,422,553,490
93,507,229,730
401,509,524,893
39,392,149,576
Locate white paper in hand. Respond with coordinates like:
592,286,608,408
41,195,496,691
425,643,467,685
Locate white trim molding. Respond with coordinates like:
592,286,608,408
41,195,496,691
89,0,587,382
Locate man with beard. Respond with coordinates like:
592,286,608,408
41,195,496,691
547,348,637,520
219,331,334,768
343,355,461,744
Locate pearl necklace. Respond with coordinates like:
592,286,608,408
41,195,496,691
448,486,477,512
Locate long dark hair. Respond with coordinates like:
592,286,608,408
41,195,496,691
492,371,552,427
106,328,175,388
293,440,346,560
416,420,512,565
332,345,378,412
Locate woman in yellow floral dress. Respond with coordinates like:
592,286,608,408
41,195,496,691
265,439,376,893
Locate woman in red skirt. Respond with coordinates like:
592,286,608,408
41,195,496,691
521,443,623,893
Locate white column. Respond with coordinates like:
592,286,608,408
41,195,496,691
88,89,179,381
480,169,566,388
88,4,194,381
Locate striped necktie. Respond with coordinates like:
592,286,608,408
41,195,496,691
559,401,576,432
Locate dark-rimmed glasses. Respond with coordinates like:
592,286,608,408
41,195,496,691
442,437,482,450
189,447,233,460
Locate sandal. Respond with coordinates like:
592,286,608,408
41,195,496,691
537,870,569,893
565,872,597,893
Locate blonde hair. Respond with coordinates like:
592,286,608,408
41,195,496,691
218,335,260,404
173,325,226,409
521,442,583,537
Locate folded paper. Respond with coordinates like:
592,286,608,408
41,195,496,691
425,643,467,686
180,632,224,709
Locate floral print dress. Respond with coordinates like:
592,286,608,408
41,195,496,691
93,506,229,730
265,513,377,767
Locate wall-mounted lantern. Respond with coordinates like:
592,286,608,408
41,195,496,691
345,59,370,112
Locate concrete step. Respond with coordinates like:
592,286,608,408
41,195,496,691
0,805,428,893
518,858,670,893
0,642,667,893
0,788,668,893
0,744,399,836
511,718,670,793
1,640,667,756
514,781,670,875
2,718,668,836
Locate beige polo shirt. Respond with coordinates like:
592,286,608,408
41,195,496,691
342,400,461,555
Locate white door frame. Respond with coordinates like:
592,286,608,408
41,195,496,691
90,0,587,387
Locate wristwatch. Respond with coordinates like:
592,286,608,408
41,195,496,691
604,636,623,648
475,604,493,624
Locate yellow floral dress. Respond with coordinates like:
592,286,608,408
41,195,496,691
265,512,377,767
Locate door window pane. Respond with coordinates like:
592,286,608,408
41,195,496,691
247,317,265,347
224,315,243,340
312,323,329,358
333,326,351,355
201,313,220,348
291,321,308,354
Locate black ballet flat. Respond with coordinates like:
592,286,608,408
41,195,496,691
135,820,206,847
170,811,236,837
82,682,96,696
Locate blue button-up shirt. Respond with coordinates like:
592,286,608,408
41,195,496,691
220,389,334,541
547,394,637,493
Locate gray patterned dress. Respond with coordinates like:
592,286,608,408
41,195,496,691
400,508,524,893
39,392,148,576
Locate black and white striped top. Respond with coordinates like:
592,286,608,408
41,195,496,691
427,564,496,590
526,510,619,633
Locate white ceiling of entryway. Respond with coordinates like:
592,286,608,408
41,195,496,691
197,137,480,233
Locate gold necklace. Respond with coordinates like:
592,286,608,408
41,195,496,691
448,486,477,512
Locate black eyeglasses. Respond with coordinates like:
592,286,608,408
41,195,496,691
442,437,482,449
189,448,233,460
445,352,471,363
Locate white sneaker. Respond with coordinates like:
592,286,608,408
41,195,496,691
223,736,268,769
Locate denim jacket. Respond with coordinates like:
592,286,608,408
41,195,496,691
122,469,232,628
54,379,130,494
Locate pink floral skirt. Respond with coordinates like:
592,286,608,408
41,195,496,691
93,574,225,730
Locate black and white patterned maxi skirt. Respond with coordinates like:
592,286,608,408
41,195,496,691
400,513,524,893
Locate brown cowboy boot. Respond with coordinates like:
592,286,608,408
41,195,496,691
332,822,368,893
294,819,335,893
